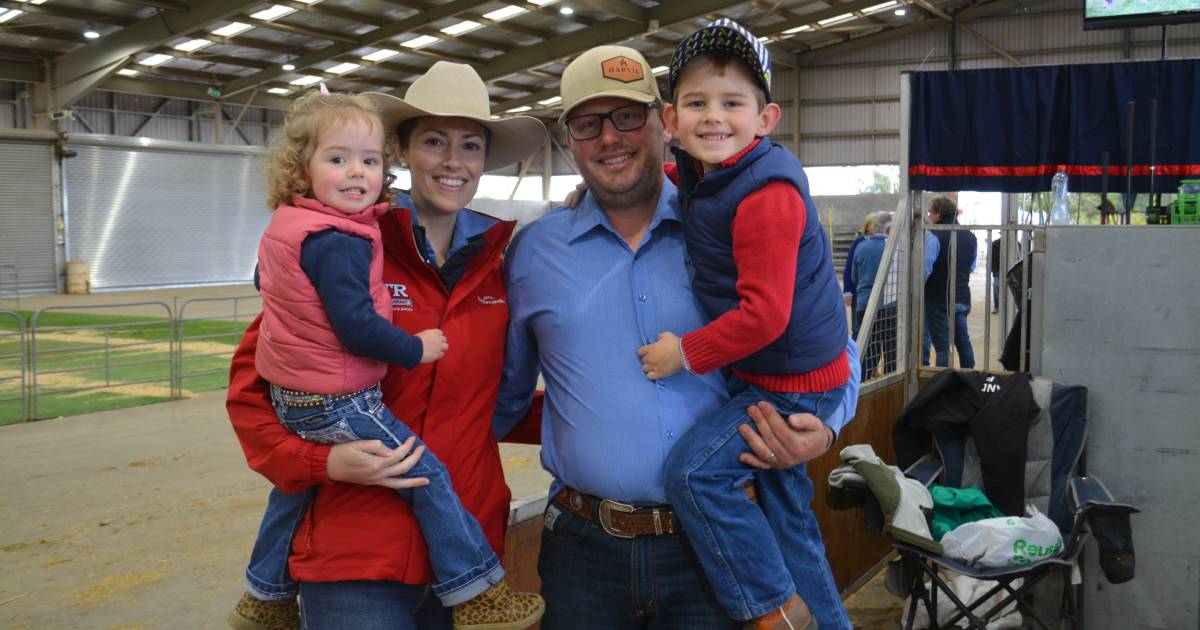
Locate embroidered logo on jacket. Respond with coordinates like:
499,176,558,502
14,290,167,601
477,295,506,305
386,283,413,311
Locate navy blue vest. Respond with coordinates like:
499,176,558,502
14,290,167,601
675,140,847,375
926,226,976,305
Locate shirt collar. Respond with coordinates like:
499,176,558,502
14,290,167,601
399,189,500,263
566,176,680,244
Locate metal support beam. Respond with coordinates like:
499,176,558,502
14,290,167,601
479,0,749,83
572,0,647,22
913,0,1023,65
98,76,294,110
50,0,252,110
0,61,44,83
221,0,492,98
130,98,171,136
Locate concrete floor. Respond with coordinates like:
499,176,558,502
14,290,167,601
0,390,908,629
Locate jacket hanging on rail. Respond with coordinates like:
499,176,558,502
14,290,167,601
894,370,1040,516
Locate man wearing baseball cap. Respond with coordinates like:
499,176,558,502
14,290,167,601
494,41,859,629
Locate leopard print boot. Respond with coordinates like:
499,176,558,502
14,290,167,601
451,580,545,630
226,591,300,630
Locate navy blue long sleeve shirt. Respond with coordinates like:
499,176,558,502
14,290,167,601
298,228,424,369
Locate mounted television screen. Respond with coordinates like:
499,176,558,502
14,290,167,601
1084,0,1200,29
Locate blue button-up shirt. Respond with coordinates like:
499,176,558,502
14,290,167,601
494,177,858,504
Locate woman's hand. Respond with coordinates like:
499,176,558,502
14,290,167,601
638,332,683,380
326,437,430,489
561,181,589,208
416,328,448,363
738,402,835,470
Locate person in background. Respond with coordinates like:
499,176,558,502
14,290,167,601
922,196,976,368
226,62,546,630
851,212,897,378
844,212,877,339
849,212,878,333
990,236,1001,313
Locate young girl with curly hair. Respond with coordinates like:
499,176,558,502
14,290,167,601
237,89,542,630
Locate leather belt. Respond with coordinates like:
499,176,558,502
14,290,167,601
554,487,681,539
271,384,377,409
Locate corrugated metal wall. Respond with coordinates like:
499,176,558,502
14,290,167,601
0,138,57,293
792,0,1200,166
63,141,268,290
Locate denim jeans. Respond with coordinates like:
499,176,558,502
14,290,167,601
662,376,852,629
245,383,502,607
298,580,451,630
537,502,740,630
925,302,975,368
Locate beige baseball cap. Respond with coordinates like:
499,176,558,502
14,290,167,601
558,45,661,121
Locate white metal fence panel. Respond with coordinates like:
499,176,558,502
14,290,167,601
63,138,268,290
0,138,58,294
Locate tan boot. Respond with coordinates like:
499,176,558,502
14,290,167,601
226,591,300,630
451,580,545,630
742,594,813,630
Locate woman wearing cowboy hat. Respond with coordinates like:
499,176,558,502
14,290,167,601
226,62,547,630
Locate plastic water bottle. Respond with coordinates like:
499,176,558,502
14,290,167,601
1049,169,1071,224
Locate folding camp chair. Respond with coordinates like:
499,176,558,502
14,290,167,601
829,374,1138,630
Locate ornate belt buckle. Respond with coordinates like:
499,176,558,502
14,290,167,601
597,498,636,539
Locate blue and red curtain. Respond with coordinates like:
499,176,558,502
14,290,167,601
909,59,1200,193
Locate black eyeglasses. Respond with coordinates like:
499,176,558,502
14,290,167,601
563,103,656,141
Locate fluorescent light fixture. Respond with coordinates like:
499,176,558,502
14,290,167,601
529,0,557,5
362,48,399,62
250,4,296,21
560,6,574,14
326,62,361,74
84,24,101,39
295,0,322,4
401,35,440,49
818,12,855,26
268,87,292,95
537,96,562,106
0,9,23,24
483,5,525,20
757,36,771,43
782,25,813,34
651,65,669,75
290,75,323,86
441,20,482,36
14,0,49,3
139,53,175,67
116,68,140,77
506,105,532,113
174,38,213,52
212,22,253,37
895,7,907,15
282,62,296,71
863,1,899,13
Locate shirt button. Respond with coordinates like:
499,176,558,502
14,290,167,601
656,381,665,391
638,294,647,302
666,431,675,439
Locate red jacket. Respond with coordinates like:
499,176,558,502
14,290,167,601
228,206,517,584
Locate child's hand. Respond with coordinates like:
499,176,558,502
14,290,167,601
638,332,683,380
416,328,448,363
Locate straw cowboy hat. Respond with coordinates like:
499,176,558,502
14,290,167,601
363,61,545,171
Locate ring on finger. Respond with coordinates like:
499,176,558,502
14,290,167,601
767,451,778,463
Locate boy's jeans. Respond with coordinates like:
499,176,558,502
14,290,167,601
663,376,852,630
244,383,502,606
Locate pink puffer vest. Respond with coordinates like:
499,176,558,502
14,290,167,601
255,195,392,393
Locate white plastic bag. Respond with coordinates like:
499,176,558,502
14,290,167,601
941,505,1063,568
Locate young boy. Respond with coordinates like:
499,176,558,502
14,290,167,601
638,18,853,630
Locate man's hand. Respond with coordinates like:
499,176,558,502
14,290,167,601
326,437,430,489
738,401,835,470
416,328,448,364
638,332,683,380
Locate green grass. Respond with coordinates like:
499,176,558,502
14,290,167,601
0,310,250,425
